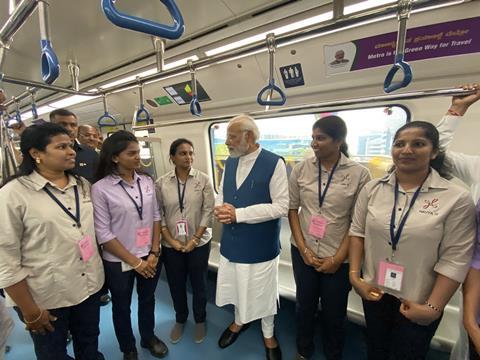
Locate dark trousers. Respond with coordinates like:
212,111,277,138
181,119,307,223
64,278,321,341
470,335,480,360
163,242,210,323
17,291,101,360
291,245,352,360
363,293,442,360
104,257,162,353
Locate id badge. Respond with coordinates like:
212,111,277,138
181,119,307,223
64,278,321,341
121,262,133,272
377,260,405,292
175,219,188,237
308,215,328,239
136,227,151,247
78,235,94,262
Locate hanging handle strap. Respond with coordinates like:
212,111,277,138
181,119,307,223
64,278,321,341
97,93,118,128
101,0,185,40
38,1,60,84
133,79,151,127
257,33,286,106
29,88,38,119
384,0,413,93
188,60,202,116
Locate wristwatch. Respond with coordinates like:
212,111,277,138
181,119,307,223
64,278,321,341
149,250,160,258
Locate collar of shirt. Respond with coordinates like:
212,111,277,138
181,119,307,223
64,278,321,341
379,168,449,192
109,171,142,186
310,152,350,169
168,168,199,180
238,145,262,164
25,171,79,192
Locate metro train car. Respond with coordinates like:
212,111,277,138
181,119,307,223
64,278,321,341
1,0,480,359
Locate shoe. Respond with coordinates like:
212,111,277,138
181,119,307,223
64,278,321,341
97,351,106,360
99,294,111,306
141,335,169,358
194,322,206,344
5,345,10,353
170,322,184,344
294,353,308,360
218,322,250,349
265,345,282,360
123,351,138,360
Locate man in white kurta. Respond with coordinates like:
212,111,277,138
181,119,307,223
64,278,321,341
215,115,288,360
435,83,480,360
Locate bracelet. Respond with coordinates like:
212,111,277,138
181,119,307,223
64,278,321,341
330,256,335,265
425,301,441,313
133,259,143,270
193,234,201,241
303,248,308,255
447,108,461,116
349,270,360,274
24,310,44,324
192,238,199,246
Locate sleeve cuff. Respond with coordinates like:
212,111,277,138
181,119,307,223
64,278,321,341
434,261,470,283
235,208,245,223
0,268,29,289
96,233,117,245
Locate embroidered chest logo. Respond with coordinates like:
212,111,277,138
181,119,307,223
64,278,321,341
339,173,351,187
419,198,439,215
194,181,202,191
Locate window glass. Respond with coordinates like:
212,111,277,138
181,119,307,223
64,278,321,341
210,106,409,190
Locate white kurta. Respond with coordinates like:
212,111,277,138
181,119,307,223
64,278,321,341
215,146,289,323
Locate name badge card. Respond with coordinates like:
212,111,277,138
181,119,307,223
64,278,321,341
136,227,151,247
377,260,405,291
308,215,328,239
79,235,94,262
175,219,188,237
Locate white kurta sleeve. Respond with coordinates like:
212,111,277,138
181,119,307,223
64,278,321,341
235,159,289,224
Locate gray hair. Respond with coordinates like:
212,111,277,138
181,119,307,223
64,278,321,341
229,114,260,142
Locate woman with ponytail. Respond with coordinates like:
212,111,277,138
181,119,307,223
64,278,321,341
288,115,371,359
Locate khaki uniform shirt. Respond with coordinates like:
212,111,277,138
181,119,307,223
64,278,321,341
156,168,214,247
289,154,371,258
349,169,476,303
0,171,104,308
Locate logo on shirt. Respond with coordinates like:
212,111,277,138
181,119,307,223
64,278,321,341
419,198,439,215
339,174,351,187
194,181,202,191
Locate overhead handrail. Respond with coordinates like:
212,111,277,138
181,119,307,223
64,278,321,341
68,61,80,91
101,0,185,40
0,0,463,108
38,0,60,84
188,60,202,116
257,33,286,107
133,78,151,128
132,87,478,131
98,92,118,128
383,0,413,93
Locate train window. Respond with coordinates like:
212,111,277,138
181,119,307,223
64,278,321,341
209,106,409,191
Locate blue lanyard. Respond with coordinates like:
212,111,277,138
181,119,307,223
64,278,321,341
119,179,144,220
176,175,187,213
44,185,81,227
318,158,339,208
389,174,428,251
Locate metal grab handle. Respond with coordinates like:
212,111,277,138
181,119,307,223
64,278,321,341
384,0,413,93
29,88,38,119
133,80,151,126
257,33,286,106
39,1,59,84
188,60,201,116
97,93,118,128
101,0,185,40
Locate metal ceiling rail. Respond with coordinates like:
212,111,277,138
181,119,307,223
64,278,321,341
131,87,477,130
0,0,466,108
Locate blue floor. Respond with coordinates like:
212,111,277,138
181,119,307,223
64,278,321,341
5,271,450,360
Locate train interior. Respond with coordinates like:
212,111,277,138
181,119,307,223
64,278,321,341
1,0,480,358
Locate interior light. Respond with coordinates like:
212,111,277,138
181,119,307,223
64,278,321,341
205,12,333,56
344,0,396,15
